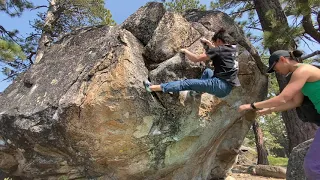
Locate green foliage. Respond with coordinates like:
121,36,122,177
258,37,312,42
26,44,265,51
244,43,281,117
262,9,303,50
0,39,26,61
268,156,288,167
243,130,255,148
260,112,289,157
0,0,33,17
0,1,34,80
164,0,206,13
245,114,288,157
284,0,319,17
32,0,116,39
103,9,116,26
210,0,245,10
60,0,116,27
210,0,319,52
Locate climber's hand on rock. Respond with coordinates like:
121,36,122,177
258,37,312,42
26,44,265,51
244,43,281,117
238,104,251,112
180,48,187,53
200,38,214,48
200,38,210,44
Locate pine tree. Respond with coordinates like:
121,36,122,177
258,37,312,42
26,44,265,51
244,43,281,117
34,0,116,63
0,1,34,79
160,0,206,13
0,0,116,80
211,0,319,51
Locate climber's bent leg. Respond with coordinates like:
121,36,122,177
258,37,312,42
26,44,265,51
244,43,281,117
160,77,232,98
201,68,214,79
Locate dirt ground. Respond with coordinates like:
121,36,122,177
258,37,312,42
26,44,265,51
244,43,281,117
230,173,285,180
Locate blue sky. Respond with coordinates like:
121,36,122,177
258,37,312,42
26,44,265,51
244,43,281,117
0,0,319,92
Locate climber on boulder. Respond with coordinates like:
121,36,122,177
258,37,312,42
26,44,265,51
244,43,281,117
143,28,240,98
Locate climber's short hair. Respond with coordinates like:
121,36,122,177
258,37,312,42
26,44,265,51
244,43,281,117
212,28,233,44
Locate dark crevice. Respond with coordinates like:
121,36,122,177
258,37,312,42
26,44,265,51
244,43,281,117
78,106,82,120
117,33,128,46
151,92,166,109
23,81,33,88
147,74,167,109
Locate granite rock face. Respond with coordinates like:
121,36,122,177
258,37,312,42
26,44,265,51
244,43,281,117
0,2,267,179
286,139,313,180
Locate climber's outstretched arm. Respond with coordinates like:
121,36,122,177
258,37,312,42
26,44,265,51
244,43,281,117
257,99,301,115
245,91,304,116
180,49,209,63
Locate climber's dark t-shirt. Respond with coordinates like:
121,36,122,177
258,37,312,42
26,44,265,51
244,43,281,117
206,45,240,87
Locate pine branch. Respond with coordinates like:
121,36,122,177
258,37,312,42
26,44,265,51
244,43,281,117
302,33,318,43
250,36,263,44
229,7,255,16
216,0,244,10
26,33,41,39
245,26,262,31
27,51,36,65
2,72,17,81
248,19,261,26
298,36,313,52
0,25,20,44
31,5,48,10
301,50,320,60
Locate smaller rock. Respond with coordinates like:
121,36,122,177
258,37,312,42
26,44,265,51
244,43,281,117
0,152,18,172
236,145,257,165
287,139,313,180
253,165,286,179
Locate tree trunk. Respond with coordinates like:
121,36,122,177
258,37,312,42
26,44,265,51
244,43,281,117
252,121,269,165
35,0,61,63
296,0,320,43
253,0,318,153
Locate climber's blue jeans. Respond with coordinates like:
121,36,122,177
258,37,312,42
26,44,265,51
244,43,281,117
160,68,232,98
304,128,320,179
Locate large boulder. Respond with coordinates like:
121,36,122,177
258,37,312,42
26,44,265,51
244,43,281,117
286,139,313,180
121,2,166,45
0,2,267,180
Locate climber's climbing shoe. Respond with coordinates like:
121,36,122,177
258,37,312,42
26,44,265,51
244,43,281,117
143,80,152,92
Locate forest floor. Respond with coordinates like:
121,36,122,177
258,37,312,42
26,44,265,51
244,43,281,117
230,172,285,180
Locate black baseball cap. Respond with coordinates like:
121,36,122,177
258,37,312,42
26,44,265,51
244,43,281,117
267,50,291,73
